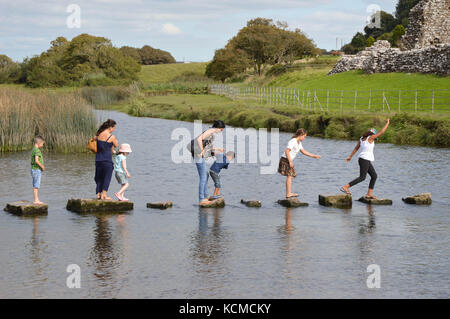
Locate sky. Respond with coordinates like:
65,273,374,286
0,0,398,62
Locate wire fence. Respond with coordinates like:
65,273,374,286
209,84,450,114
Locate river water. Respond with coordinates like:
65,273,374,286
0,110,449,298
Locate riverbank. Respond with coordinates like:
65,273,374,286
104,92,450,148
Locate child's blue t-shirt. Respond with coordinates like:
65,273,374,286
210,154,229,173
114,154,126,173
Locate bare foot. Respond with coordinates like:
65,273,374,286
33,201,44,205
286,193,299,198
366,195,379,200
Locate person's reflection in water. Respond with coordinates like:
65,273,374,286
277,208,296,251
359,205,376,234
191,208,226,266
29,217,48,282
88,214,128,297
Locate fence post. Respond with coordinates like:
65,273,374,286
382,89,385,112
354,90,357,112
415,90,418,112
340,90,343,112
398,90,401,112
368,89,371,110
326,90,329,110
432,90,434,113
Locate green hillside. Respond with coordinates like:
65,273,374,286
138,62,208,84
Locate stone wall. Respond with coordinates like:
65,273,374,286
328,0,450,76
328,41,450,76
402,0,450,50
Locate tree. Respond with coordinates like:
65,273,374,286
119,46,141,63
229,18,317,75
351,32,366,49
138,45,176,65
205,47,250,82
392,24,406,46
364,11,397,39
395,0,421,26
0,55,20,83
366,36,375,47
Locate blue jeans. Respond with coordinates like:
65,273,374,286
195,157,209,202
31,169,42,189
209,170,221,189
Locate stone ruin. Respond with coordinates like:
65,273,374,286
402,0,450,49
328,0,450,76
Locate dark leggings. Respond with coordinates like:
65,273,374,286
349,158,377,189
95,161,113,193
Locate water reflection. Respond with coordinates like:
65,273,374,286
87,213,128,297
359,205,376,235
191,208,227,266
28,217,48,285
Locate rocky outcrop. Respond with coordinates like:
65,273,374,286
329,41,450,76
402,193,432,205
319,194,352,208
147,201,173,209
402,0,450,50
4,200,48,216
241,199,262,207
66,198,134,213
277,198,309,207
358,197,393,205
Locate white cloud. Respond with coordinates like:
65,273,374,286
161,23,181,35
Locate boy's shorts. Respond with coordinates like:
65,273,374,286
209,170,221,189
115,171,129,185
31,168,42,189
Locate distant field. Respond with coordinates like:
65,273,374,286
138,62,208,84
268,69,450,91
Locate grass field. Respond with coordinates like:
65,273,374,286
138,62,208,84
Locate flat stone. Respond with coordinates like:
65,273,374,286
241,199,262,207
358,197,393,205
277,198,309,207
319,194,352,208
66,198,134,213
402,193,432,205
200,197,225,208
4,201,48,216
147,201,173,209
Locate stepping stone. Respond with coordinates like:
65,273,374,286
241,199,262,207
277,198,309,207
358,197,392,205
319,194,352,208
66,198,133,213
4,201,48,216
402,193,432,205
147,201,173,209
200,197,225,208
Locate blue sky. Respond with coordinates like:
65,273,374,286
0,0,397,62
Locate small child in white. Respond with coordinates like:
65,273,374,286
114,144,132,201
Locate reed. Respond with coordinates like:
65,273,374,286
0,87,97,152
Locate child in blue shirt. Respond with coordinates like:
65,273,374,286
209,151,235,199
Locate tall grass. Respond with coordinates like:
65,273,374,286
0,88,97,152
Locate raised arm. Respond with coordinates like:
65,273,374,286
370,119,390,142
346,140,360,162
